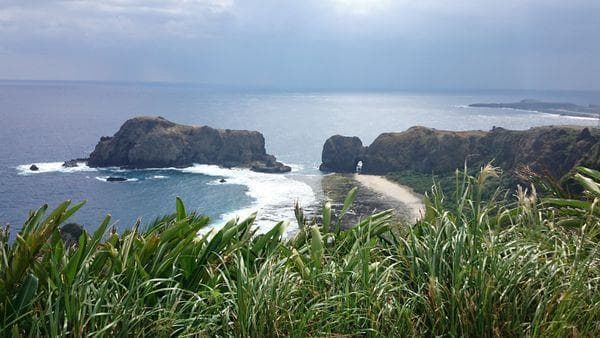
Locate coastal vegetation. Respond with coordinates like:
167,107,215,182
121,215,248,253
1,166,599,336
386,168,503,207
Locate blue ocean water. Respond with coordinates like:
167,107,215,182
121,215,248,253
1,81,598,235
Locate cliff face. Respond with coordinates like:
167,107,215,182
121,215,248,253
319,135,365,173
87,116,291,172
320,125,599,180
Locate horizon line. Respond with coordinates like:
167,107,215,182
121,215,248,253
0,78,599,94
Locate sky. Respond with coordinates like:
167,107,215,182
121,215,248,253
0,0,599,90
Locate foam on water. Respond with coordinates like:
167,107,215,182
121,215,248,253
287,163,304,172
16,161,317,236
181,164,316,236
539,113,598,121
16,161,96,175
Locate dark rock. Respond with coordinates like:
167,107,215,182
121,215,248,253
62,159,79,168
29,164,39,171
219,178,227,183
106,176,127,182
222,162,237,169
87,116,289,173
320,126,600,182
60,223,84,247
319,135,364,173
362,126,487,174
251,161,292,173
62,158,88,168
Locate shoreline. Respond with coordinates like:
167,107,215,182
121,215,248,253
353,174,424,223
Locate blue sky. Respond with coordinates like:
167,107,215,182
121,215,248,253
0,0,598,90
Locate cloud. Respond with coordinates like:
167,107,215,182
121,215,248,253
0,0,235,40
0,0,598,89
329,0,392,16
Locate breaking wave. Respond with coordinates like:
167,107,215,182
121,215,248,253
16,162,317,236
16,161,96,175
181,164,316,236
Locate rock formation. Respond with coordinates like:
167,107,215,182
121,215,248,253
319,135,364,173
106,176,127,182
62,158,88,168
86,116,291,173
320,125,599,182
62,159,79,168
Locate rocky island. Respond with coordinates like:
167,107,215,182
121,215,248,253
74,116,291,173
320,125,599,183
469,99,600,118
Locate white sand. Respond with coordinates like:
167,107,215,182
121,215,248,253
354,174,424,222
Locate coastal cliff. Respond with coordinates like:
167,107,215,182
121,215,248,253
319,135,365,172
320,125,599,181
87,116,291,172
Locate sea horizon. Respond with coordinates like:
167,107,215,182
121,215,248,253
2,78,600,98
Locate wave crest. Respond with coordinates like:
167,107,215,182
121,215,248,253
17,162,96,175
182,164,316,236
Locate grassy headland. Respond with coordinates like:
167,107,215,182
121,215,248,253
1,166,599,336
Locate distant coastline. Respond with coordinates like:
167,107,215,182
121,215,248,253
469,99,600,119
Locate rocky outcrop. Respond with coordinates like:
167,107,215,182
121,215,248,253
62,158,88,168
319,135,365,173
320,125,599,181
363,127,487,174
251,161,291,173
106,176,127,182
87,116,291,173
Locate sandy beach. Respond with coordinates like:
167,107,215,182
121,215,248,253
353,174,424,223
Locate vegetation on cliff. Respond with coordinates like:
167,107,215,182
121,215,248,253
1,166,599,336
321,126,599,184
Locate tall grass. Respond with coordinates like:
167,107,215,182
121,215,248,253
1,166,598,336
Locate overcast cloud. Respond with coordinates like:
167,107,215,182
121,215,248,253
0,0,598,90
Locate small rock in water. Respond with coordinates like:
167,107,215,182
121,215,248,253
62,159,79,168
106,176,127,182
29,164,39,171
250,161,292,173
219,178,227,183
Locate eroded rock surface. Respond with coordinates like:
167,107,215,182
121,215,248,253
321,125,599,181
319,135,364,173
87,116,291,173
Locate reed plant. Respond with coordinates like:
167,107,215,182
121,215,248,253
1,166,598,336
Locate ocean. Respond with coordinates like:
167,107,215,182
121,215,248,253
1,81,598,235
